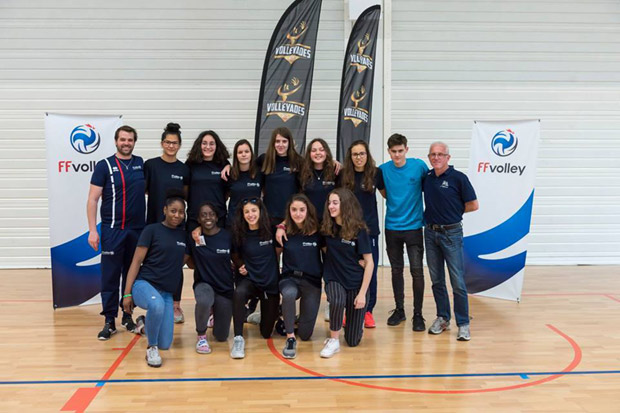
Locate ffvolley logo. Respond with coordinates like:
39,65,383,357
70,124,101,154
491,129,518,157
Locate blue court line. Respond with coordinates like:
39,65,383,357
2,370,620,386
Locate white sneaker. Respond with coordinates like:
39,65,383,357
247,311,261,325
324,303,330,322
320,338,340,358
231,335,245,359
146,346,162,367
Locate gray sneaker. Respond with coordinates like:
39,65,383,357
231,335,245,359
428,317,450,335
282,337,297,359
146,346,162,368
457,324,471,341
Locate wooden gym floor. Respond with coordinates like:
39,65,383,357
0,266,619,412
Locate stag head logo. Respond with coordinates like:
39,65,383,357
350,85,366,109
357,33,371,55
277,77,302,102
286,21,307,46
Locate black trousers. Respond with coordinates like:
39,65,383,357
279,277,321,340
385,228,425,314
325,281,368,347
233,277,279,338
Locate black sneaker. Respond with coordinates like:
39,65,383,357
412,313,426,332
282,337,297,359
98,322,117,340
135,315,145,335
387,308,406,326
121,313,137,332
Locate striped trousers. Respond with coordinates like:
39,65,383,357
325,281,368,347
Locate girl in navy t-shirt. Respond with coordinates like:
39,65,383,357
275,194,323,359
230,198,280,359
226,139,263,228
340,140,385,328
319,188,374,358
299,139,338,220
187,203,234,355
122,191,189,368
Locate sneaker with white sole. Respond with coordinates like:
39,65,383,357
282,337,297,359
146,346,162,368
196,335,212,354
428,317,450,335
135,315,145,335
457,324,471,341
247,311,261,325
173,307,185,324
97,322,117,340
231,335,245,359
121,313,137,332
320,338,340,358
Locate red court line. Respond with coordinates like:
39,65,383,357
604,294,620,303
267,324,582,394
61,334,141,412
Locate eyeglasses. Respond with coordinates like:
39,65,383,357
352,152,367,158
163,140,180,146
428,153,448,158
242,197,260,205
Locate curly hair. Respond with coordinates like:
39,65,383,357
261,127,303,175
299,138,336,190
320,188,367,241
340,140,376,193
186,130,230,166
283,194,319,236
232,197,272,247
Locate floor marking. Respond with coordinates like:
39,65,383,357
60,334,141,412
604,294,620,303
267,324,582,394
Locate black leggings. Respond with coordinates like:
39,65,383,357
325,281,368,347
233,277,279,338
194,282,232,341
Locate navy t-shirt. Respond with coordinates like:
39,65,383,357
90,154,146,230
281,232,323,288
144,157,189,224
353,168,385,236
226,170,263,227
423,166,477,225
187,160,227,224
188,229,234,299
302,171,337,220
136,223,187,293
323,226,372,290
257,154,300,220
233,229,279,294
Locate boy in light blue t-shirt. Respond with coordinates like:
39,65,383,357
379,133,428,331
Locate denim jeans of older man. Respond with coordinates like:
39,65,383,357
424,226,470,327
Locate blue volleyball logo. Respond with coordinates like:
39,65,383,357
491,129,518,157
70,124,101,154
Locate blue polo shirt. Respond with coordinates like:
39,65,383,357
91,154,146,230
423,166,477,225
379,158,428,231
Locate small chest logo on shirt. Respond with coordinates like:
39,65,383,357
322,181,335,187
441,180,449,189
302,242,318,247
132,165,142,170
247,182,260,188
216,248,230,254
282,167,291,172
171,174,184,180
360,184,375,191
176,241,186,248
112,166,119,172
259,240,273,247
340,239,355,247
211,171,221,176
101,250,115,256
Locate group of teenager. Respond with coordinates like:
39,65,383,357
87,122,478,368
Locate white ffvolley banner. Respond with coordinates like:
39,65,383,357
45,113,122,309
463,119,540,301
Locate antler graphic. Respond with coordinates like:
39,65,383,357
350,85,366,108
357,33,371,55
277,77,302,102
286,21,308,46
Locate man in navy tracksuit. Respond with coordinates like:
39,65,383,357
87,125,146,340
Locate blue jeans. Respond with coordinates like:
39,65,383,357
424,226,470,327
132,279,174,349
